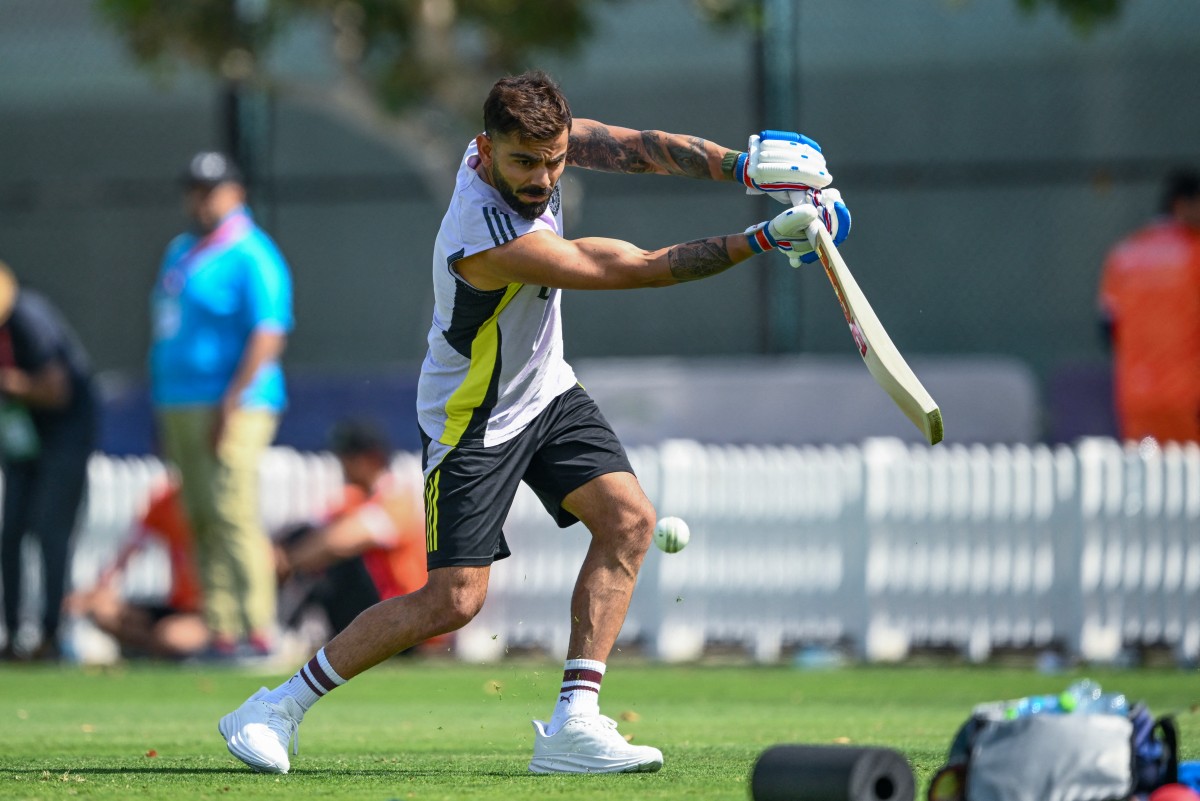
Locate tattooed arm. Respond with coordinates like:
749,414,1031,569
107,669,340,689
452,196,825,291
454,226,758,292
665,236,741,282
567,118,741,182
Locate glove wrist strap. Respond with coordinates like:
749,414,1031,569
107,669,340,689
735,152,755,189
746,223,778,254
722,151,744,182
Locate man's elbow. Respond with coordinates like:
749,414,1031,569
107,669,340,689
251,327,288,356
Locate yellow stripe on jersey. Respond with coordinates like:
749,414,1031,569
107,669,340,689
440,283,522,446
425,469,441,553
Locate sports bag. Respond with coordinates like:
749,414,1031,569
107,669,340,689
929,696,1178,801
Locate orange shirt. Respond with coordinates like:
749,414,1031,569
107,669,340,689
331,475,427,599
132,485,203,613
1099,219,1200,441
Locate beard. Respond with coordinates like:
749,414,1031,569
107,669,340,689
490,163,552,221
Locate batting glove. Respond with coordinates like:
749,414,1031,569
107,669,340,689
735,130,833,203
745,187,851,268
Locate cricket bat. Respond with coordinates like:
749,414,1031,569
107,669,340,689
805,221,944,445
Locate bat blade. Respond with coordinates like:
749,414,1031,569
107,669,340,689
807,223,944,445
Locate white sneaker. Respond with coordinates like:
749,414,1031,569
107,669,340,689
218,687,303,774
529,715,663,774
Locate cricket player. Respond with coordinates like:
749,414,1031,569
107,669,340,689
219,69,849,775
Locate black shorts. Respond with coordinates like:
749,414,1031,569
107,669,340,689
419,385,633,570
130,603,188,624
277,525,383,634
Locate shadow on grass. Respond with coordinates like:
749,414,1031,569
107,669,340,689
10,766,538,778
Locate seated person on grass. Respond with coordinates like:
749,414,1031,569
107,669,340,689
64,482,208,660
274,419,439,651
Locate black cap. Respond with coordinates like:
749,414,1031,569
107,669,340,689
328,418,390,457
182,151,243,187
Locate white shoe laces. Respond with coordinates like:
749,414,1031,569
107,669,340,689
264,702,300,756
572,715,628,743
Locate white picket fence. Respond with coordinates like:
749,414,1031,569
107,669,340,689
8,437,1199,664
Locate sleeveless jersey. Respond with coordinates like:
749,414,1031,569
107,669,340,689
417,140,577,448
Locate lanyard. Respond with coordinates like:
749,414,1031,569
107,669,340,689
161,210,252,296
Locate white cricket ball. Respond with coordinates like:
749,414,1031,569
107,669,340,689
653,516,690,554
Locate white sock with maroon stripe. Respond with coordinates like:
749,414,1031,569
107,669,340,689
546,658,605,735
263,647,347,713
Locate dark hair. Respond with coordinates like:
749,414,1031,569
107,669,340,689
1161,168,1200,214
483,70,572,142
328,418,390,457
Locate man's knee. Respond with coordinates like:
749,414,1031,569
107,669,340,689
566,473,656,552
630,501,656,544
603,497,656,556
441,590,485,632
425,568,489,632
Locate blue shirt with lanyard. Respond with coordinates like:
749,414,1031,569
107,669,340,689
149,207,294,410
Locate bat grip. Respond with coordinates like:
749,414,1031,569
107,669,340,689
805,220,824,245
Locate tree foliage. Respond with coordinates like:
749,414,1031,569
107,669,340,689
94,0,1127,187
96,0,618,116
693,0,1127,33
94,0,623,190
1012,0,1125,32
96,0,1129,129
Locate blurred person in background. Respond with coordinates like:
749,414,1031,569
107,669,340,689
63,481,208,661
149,151,294,660
274,418,432,648
1099,168,1200,443
0,261,97,662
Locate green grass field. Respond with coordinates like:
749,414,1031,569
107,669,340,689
1,659,1196,801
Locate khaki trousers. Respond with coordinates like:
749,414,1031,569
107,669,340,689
156,407,278,641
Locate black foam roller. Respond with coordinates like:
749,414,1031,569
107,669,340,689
751,744,916,801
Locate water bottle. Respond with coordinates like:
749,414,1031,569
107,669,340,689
1003,693,1064,719
1089,692,1129,715
1060,679,1128,716
1059,678,1100,712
